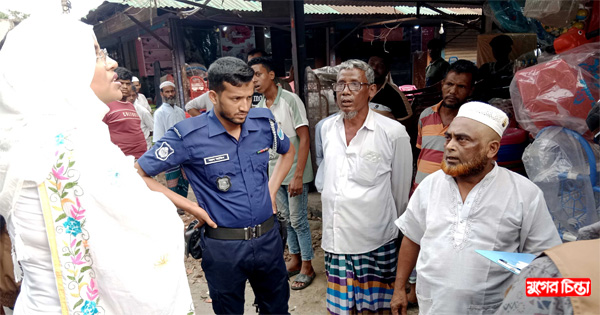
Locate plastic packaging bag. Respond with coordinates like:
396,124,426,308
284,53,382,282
523,126,600,241
484,0,556,46
523,0,584,28
510,42,600,140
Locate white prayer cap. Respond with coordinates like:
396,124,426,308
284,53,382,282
160,81,176,90
132,76,140,82
456,101,509,137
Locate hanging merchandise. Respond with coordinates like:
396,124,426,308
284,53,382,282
523,0,586,29
510,42,600,140
484,0,555,46
522,126,600,242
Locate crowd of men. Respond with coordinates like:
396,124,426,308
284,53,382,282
100,44,598,315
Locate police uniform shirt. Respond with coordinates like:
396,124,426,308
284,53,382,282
138,108,291,228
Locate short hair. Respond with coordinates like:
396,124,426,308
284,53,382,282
247,56,274,73
489,34,513,49
369,52,392,67
427,38,445,51
338,59,375,84
207,57,255,94
446,60,478,84
247,48,267,59
115,67,133,81
131,84,137,93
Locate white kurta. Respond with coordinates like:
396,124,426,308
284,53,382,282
153,103,186,142
321,109,412,254
395,165,562,314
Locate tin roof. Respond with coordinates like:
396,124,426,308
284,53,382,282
106,0,481,15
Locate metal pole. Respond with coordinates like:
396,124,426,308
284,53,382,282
290,0,306,103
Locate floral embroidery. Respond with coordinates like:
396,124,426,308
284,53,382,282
81,300,99,315
63,217,82,236
44,133,102,313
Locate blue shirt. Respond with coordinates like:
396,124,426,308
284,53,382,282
138,108,290,228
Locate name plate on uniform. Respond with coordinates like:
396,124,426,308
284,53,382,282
204,154,230,165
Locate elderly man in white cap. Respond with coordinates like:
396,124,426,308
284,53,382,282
390,102,562,315
153,80,189,206
132,76,152,113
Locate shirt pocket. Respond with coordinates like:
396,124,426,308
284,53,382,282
350,150,382,186
250,153,269,185
203,162,236,192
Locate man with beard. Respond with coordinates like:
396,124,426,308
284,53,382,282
153,81,189,203
391,102,562,315
413,60,478,189
368,53,412,122
135,57,295,314
319,59,412,314
102,67,147,159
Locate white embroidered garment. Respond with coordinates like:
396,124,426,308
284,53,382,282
320,109,412,254
395,165,562,315
0,14,194,315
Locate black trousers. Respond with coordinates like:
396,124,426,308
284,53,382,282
201,222,290,314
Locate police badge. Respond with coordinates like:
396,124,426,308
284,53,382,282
216,175,231,192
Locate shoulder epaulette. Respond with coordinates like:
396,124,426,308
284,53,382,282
173,115,208,138
247,107,275,120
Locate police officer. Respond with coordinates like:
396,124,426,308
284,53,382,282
135,57,296,314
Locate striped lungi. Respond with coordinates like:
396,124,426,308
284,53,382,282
325,241,398,315
165,166,189,198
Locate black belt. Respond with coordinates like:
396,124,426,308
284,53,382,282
204,215,275,240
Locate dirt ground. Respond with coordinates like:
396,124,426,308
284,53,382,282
158,174,418,314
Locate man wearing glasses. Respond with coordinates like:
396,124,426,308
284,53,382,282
319,59,412,314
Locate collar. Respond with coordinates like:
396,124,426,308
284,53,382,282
257,85,282,108
207,109,256,138
432,100,443,113
334,108,376,132
445,161,499,183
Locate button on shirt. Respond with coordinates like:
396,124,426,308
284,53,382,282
320,109,412,254
153,103,186,142
138,108,290,228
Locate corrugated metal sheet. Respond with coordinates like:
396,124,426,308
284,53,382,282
107,0,481,15
106,0,262,11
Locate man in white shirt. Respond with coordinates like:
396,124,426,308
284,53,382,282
153,81,189,202
391,102,562,315
320,59,412,314
184,92,214,117
132,76,152,113
128,86,154,150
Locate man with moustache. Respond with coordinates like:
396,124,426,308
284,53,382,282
153,81,189,203
319,59,412,314
413,60,478,189
391,102,562,315
368,53,412,122
135,57,295,314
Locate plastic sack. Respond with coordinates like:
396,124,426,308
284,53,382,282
523,0,584,28
510,42,600,140
484,0,555,46
523,126,600,241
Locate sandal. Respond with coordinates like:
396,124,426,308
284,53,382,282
287,270,300,278
291,273,315,290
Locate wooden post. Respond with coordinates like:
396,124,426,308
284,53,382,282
290,0,306,103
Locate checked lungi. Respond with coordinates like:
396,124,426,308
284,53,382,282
165,166,189,198
325,240,398,315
